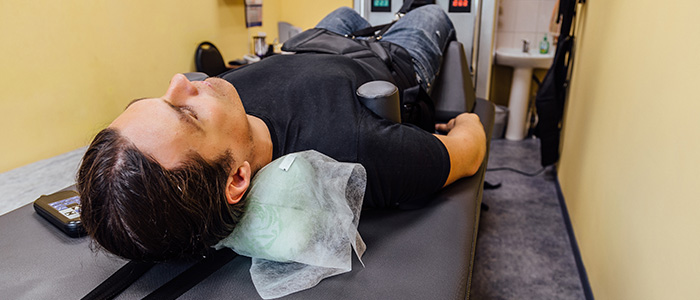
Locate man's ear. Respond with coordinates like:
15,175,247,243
225,161,251,205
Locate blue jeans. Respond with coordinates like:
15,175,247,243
316,5,455,90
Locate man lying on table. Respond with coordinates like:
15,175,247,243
77,5,486,261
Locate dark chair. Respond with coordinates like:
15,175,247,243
195,41,229,77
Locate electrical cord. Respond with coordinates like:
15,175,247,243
486,166,548,177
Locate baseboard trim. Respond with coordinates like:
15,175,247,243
552,169,595,300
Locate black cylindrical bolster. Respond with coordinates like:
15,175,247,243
356,80,402,123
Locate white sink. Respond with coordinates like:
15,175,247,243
495,48,554,69
495,47,555,140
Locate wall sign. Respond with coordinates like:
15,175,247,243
246,0,263,27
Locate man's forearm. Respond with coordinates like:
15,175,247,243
434,113,486,187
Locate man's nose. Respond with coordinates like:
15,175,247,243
164,73,198,103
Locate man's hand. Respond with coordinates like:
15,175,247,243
433,113,486,187
435,112,483,134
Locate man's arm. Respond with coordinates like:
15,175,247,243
433,112,487,187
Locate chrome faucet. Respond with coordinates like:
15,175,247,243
522,39,530,53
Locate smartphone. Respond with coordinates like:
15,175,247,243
33,190,86,238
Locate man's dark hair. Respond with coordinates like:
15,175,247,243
77,128,245,261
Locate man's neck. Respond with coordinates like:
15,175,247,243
246,115,273,173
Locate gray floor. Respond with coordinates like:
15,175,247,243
471,138,586,300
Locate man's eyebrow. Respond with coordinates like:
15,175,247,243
162,99,204,133
125,97,148,109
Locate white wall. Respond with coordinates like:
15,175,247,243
496,0,557,49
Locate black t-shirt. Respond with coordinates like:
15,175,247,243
220,53,450,208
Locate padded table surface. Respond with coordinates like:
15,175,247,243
0,99,493,300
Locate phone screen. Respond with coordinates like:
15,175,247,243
34,190,85,238
47,195,81,220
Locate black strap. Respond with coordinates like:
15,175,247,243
349,0,415,39
350,22,396,38
397,0,416,15
82,248,237,300
81,260,156,300
143,248,238,300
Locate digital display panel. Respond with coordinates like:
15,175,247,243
372,0,392,12
448,0,471,13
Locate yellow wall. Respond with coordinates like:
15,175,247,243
0,0,349,173
558,0,700,299
0,0,248,172
248,0,352,53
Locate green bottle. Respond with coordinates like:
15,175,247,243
539,35,550,54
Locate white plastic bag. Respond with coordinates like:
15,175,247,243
215,150,366,299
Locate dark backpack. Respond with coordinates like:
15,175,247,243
282,28,436,132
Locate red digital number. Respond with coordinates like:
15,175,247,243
452,0,469,7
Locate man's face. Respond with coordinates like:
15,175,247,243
110,74,252,169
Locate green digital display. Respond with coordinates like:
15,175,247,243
374,0,390,7
372,0,391,12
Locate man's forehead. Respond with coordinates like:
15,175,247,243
125,97,149,109
110,100,191,169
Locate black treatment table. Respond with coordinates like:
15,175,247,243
0,41,494,299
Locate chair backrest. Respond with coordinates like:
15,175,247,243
195,42,228,77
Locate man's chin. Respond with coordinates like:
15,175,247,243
205,77,237,98
205,76,233,87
